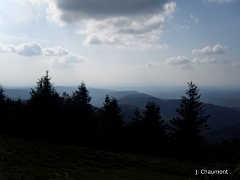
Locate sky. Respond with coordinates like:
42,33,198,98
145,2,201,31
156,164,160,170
0,0,240,88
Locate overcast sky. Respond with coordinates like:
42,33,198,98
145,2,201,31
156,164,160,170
0,0,239,88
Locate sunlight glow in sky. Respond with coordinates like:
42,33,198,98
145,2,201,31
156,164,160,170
0,0,239,88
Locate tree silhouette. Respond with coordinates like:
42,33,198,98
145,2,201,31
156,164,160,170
132,107,143,128
141,101,166,154
170,81,211,159
71,81,93,122
25,71,63,142
102,95,124,127
142,101,165,132
100,95,125,150
68,81,95,145
0,85,9,134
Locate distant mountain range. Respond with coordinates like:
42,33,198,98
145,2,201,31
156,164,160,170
3,86,240,142
116,93,240,142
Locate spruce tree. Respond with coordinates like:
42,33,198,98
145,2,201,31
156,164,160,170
142,101,165,132
170,81,211,158
100,95,125,150
132,107,143,128
102,95,124,127
0,85,9,134
69,81,95,145
28,71,61,112
26,71,63,142
71,81,93,120
141,101,166,155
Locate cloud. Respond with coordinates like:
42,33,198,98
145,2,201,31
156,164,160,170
47,0,176,49
43,46,70,56
0,42,88,67
146,62,165,68
166,56,191,65
83,34,117,45
193,57,218,64
15,42,43,56
138,55,231,70
0,44,9,53
137,56,191,69
203,0,234,3
190,15,199,24
51,54,87,68
0,42,43,56
50,0,169,23
192,44,227,55
0,42,72,57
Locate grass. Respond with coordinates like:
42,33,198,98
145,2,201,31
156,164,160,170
0,135,239,180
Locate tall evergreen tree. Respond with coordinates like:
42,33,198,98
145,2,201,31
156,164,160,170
100,95,125,150
101,95,124,127
141,101,166,155
71,81,93,121
0,85,9,134
142,101,166,143
28,71,61,113
25,71,63,142
68,81,95,145
170,81,211,158
142,101,165,132
129,107,144,153
132,107,143,128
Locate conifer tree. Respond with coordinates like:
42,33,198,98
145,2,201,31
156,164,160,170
170,81,211,157
141,101,166,154
0,85,9,134
26,71,63,141
132,107,142,128
66,81,96,145
28,71,61,112
102,95,124,127
142,101,165,133
100,95,125,149
71,81,93,120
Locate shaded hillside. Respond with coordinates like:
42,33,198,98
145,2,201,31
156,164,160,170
118,94,240,142
204,123,240,142
201,97,240,108
4,88,31,100
94,90,140,107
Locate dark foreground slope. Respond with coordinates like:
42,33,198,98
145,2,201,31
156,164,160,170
0,136,239,180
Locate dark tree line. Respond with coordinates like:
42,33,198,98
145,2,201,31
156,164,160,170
2,71,237,161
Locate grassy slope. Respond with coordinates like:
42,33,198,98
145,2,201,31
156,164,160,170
0,136,239,180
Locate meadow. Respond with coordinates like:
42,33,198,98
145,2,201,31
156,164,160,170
0,136,239,180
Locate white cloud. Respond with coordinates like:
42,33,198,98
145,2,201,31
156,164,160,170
166,56,191,65
146,62,165,68
0,42,73,57
51,54,87,68
43,46,69,56
137,55,191,69
138,55,233,70
15,42,43,56
78,6,175,49
0,42,43,56
193,57,218,64
0,42,88,67
192,44,227,55
47,1,176,49
190,15,199,24
0,44,9,53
